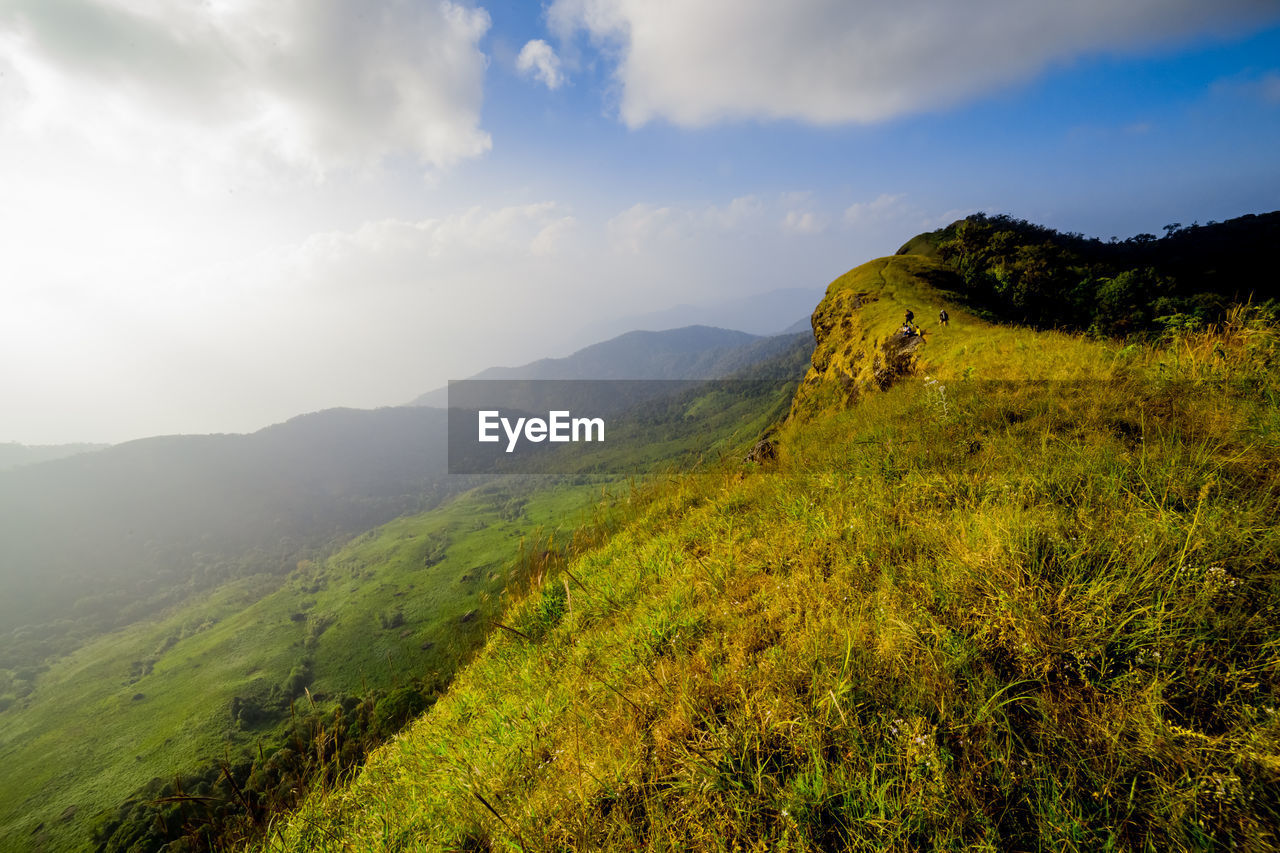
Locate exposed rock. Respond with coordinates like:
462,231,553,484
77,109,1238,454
872,328,925,390
790,254,957,421
744,438,778,464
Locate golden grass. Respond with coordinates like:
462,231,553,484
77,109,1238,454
253,268,1280,853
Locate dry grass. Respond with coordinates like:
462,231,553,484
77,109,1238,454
254,297,1280,853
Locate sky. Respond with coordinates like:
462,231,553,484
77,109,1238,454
1,0,1278,444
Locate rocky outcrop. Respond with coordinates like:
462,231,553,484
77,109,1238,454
872,327,926,390
790,254,952,421
743,437,778,464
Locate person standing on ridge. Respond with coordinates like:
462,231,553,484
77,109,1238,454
938,309,949,326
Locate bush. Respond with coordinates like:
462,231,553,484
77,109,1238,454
368,686,428,739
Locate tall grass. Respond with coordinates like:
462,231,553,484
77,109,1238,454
256,315,1279,852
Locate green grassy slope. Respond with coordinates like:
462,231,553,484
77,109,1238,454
0,406,453,638
0,481,599,852
1,352,809,851
258,256,1280,851
792,254,1114,421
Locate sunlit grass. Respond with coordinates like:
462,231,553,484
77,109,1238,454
0,481,603,851
256,295,1280,850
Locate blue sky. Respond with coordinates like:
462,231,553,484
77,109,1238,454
1,0,1277,443
473,12,1280,234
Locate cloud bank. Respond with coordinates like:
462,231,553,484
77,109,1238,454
0,0,493,179
548,0,1278,127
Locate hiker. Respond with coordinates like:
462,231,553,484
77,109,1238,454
904,309,914,325
938,309,949,326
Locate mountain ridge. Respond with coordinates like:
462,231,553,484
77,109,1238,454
0,443,110,471
409,324,811,407
258,212,1280,852
571,286,824,342
5,212,1278,852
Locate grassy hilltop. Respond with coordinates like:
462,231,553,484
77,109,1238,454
257,216,1280,851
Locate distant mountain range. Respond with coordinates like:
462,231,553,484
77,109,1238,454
0,442,109,471
0,320,817,853
0,406,453,634
1,319,815,637
409,324,813,407
572,285,823,341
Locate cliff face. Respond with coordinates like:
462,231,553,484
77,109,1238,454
789,254,958,421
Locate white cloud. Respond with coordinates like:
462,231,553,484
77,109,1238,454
289,203,578,278
781,210,827,235
841,193,987,235
517,39,566,90
548,0,1278,127
0,186,975,442
607,204,680,253
5,201,588,439
843,193,907,227
704,195,767,230
922,207,982,230
0,0,493,181
607,195,766,252
838,194,984,245
610,191,945,248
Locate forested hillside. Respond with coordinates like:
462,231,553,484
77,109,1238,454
900,211,1280,336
